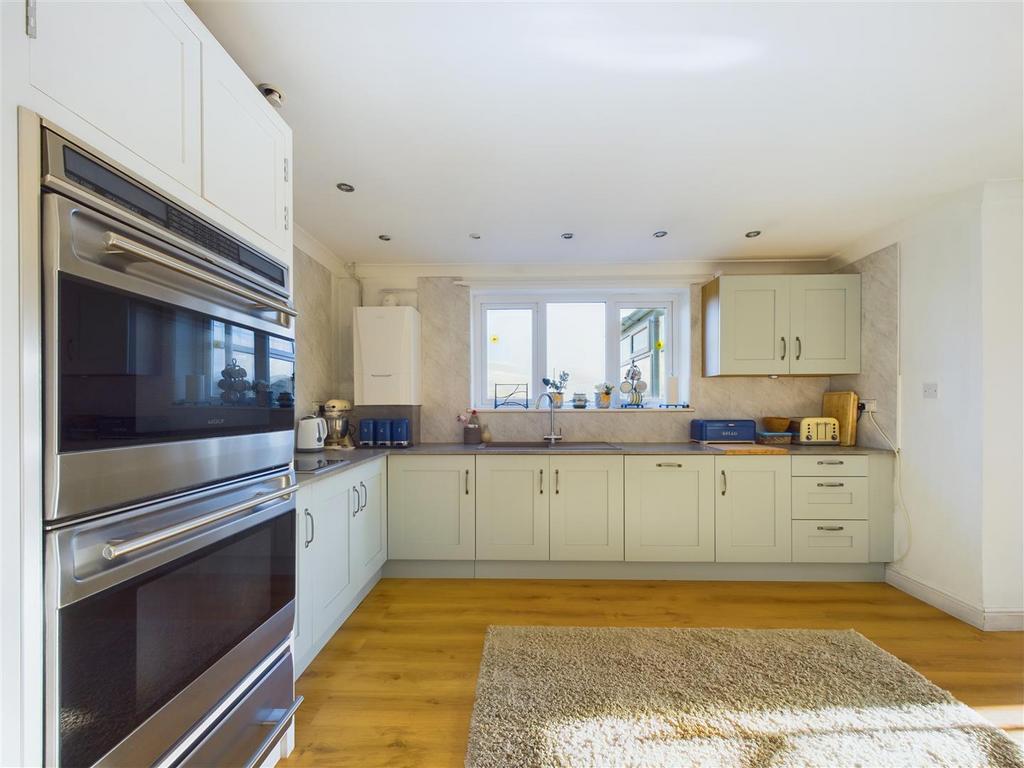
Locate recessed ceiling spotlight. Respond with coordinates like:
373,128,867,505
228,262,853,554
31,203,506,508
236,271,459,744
336,182,355,192
653,230,668,238
469,233,481,240
745,230,762,238
561,232,574,240
378,234,391,241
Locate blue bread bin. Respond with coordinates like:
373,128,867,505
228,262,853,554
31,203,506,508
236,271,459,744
690,419,756,444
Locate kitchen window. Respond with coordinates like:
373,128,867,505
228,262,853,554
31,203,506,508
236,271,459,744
474,292,682,409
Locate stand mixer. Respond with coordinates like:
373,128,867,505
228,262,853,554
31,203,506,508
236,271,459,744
323,399,355,450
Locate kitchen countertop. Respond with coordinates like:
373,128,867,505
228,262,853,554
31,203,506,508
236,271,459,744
294,441,892,483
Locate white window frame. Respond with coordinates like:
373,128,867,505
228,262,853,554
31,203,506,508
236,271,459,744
472,291,681,409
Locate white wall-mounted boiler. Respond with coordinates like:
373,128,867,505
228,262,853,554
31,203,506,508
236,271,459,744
353,306,422,405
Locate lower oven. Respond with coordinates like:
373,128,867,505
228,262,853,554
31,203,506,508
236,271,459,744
45,470,301,768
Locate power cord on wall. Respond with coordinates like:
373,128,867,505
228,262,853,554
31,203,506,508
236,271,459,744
864,410,912,562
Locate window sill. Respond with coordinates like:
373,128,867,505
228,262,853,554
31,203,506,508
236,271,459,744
471,406,695,414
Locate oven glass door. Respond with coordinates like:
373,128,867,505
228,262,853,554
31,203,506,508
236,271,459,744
58,274,295,452
57,509,295,767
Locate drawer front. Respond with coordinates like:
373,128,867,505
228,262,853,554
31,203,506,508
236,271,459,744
180,651,297,768
792,477,868,520
792,455,868,477
792,520,869,563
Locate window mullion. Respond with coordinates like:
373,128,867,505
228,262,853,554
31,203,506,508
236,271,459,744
535,301,546,406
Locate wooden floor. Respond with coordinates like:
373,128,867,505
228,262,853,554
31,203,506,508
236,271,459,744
282,579,1024,767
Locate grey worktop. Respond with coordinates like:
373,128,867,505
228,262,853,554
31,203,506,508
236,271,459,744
293,448,389,487
294,441,891,484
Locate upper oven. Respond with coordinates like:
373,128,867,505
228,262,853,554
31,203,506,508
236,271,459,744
41,129,297,522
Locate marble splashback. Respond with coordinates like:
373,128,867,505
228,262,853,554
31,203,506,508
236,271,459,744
417,280,830,443
830,244,899,450
293,248,337,418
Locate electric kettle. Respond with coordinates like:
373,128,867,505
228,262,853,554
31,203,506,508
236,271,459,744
296,415,328,452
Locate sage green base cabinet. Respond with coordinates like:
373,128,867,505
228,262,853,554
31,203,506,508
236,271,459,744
294,456,388,674
387,455,475,560
624,456,715,562
476,456,549,560
549,456,624,561
714,456,792,562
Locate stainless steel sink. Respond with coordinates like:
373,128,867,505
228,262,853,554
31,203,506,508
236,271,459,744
476,441,619,451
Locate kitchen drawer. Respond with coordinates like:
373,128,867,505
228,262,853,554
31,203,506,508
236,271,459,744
179,651,299,768
791,455,868,477
792,520,869,563
792,477,868,520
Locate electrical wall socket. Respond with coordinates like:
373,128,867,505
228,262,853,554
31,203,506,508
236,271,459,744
861,399,878,412
922,381,939,399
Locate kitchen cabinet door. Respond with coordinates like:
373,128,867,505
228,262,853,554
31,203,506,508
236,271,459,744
624,456,715,562
549,456,624,561
704,276,790,376
388,455,475,560
789,275,861,375
311,472,355,637
28,1,202,191
293,485,317,671
350,459,387,586
715,456,792,562
201,41,291,251
476,456,549,560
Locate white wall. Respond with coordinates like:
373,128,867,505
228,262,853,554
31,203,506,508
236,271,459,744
832,180,1024,627
979,181,1024,619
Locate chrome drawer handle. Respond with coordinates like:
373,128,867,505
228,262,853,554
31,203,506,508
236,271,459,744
555,468,560,495
539,468,544,495
816,482,845,488
780,336,786,360
721,470,727,495
244,695,304,768
816,525,844,531
465,468,470,495
817,460,844,465
102,484,297,560
656,462,682,468
795,336,802,360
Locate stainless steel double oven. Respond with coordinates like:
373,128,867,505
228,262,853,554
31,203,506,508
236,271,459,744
41,126,301,768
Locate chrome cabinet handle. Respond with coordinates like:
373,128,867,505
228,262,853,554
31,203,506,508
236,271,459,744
352,486,359,516
817,460,844,465
816,525,844,531
780,336,786,360
795,336,802,360
105,232,297,319
817,482,845,488
539,469,544,495
243,695,304,768
102,483,298,560
304,509,314,548
555,469,560,495
721,470,727,496
656,462,682,468
465,469,470,495
359,481,367,511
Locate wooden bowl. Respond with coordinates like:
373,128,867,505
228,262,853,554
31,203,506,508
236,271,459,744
763,417,791,433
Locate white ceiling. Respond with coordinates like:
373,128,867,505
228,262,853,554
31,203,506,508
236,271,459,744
190,1,1022,265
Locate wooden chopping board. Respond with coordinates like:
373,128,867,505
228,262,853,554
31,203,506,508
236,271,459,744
823,391,859,446
713,445,790,455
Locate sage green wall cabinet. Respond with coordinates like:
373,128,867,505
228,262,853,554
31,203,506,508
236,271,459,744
703,275,861,376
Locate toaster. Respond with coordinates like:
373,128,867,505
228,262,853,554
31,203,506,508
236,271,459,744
792,417,840,445
690,419,756,444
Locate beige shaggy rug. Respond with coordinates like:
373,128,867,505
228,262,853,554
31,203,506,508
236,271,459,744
465,626,1024,768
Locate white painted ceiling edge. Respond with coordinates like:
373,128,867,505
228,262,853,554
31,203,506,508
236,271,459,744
217,2,1024,267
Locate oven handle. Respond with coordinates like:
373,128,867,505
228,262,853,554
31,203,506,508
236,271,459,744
105,232,297,319
102,483,298,561
244,695,304,768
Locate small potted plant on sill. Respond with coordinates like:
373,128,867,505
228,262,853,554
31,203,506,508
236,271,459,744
594,382,614,409
542,371,569,409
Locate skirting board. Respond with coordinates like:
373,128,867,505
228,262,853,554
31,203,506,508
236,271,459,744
885,567,1024,632
384,560,885,582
